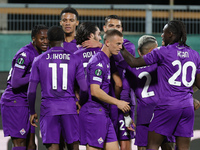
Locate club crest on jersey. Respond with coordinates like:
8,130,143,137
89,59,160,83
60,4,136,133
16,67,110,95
98,137,104,144
95,69,102,76
17,57,24,65
20,128,26,135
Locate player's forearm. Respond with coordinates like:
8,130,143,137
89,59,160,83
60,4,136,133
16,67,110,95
27,81,38,114
11,69,30,88
28,92,36,114
91,85,120,105
120,45,146,68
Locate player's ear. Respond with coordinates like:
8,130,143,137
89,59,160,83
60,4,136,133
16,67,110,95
32,37,36,43
76,20,79,26
105,39,110,47
103,25,107,32
90,33,94,39
138,49,142,57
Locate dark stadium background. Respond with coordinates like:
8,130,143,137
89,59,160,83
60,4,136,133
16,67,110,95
7,0,200,5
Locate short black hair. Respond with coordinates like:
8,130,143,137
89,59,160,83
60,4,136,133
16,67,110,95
105,15,122,25
103,29,123,43
75,22,98,45
60,7,79,20
31,24,48,39
47,26,64,41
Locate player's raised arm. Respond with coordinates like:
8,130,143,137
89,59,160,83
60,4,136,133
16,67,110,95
120,45,146,68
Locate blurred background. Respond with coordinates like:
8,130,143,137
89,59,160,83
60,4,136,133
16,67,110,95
0,0,200,149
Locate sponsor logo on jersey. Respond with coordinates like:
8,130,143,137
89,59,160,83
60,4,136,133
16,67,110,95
20,128,26,135
15,64,25,69
96,63,103,68
93,77,102,82
20,52,27,57
123,132,128,136
98,137,104,144
95,69,102,76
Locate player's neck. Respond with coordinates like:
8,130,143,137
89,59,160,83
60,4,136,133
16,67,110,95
49,41,63,48
101,46,111,58
64,32,75,43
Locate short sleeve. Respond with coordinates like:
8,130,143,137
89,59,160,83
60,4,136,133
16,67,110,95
88,61,105,86
14,51,32,71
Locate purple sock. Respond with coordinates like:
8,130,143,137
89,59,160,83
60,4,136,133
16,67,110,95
12,147,26,150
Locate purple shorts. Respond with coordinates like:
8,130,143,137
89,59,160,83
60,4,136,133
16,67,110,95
1,104,30,138
40,114,79,144
109,104,119,135
134,124,148,147
149,106,194,137
79,105,117,148
118,110,135,140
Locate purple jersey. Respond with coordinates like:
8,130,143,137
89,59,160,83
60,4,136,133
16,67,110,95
124,64,158,124
1,42,39,106
63,39,78,53
86,51,111,114
74,46,101,72
29,47,85,116
143,43,200,109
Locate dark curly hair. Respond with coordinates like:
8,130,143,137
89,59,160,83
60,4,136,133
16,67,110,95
75,22,98,45
31,24,48,39
167,20,189,47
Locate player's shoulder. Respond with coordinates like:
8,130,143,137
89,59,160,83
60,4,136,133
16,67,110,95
15,43,37,61
88,51,106,67
123,38,135,46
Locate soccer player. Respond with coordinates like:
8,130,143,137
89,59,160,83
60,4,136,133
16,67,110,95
75,22,102,72
120,20,200,150
0,24,49,150
27,26,88,150
60,7,79,52
79,29,131,150
123,35,175,150
103,15,136,150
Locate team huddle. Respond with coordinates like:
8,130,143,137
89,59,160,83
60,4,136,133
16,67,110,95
1,6,200,150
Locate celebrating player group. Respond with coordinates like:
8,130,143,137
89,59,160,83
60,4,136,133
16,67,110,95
1,6,200,150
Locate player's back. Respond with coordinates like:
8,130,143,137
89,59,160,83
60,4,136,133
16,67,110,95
125,64,158,124
33,47,84,100
74,46,101,72
31,47,85,115
144,43,200,109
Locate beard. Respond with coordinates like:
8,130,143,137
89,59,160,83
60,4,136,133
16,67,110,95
64,32,72,37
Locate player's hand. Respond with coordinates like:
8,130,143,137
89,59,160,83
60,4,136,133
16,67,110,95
30,113,38,127
117,100,130,113
120,44,126,51
76,101,81,114
82,39,102,48
124,115,136,131
193,98,200,111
